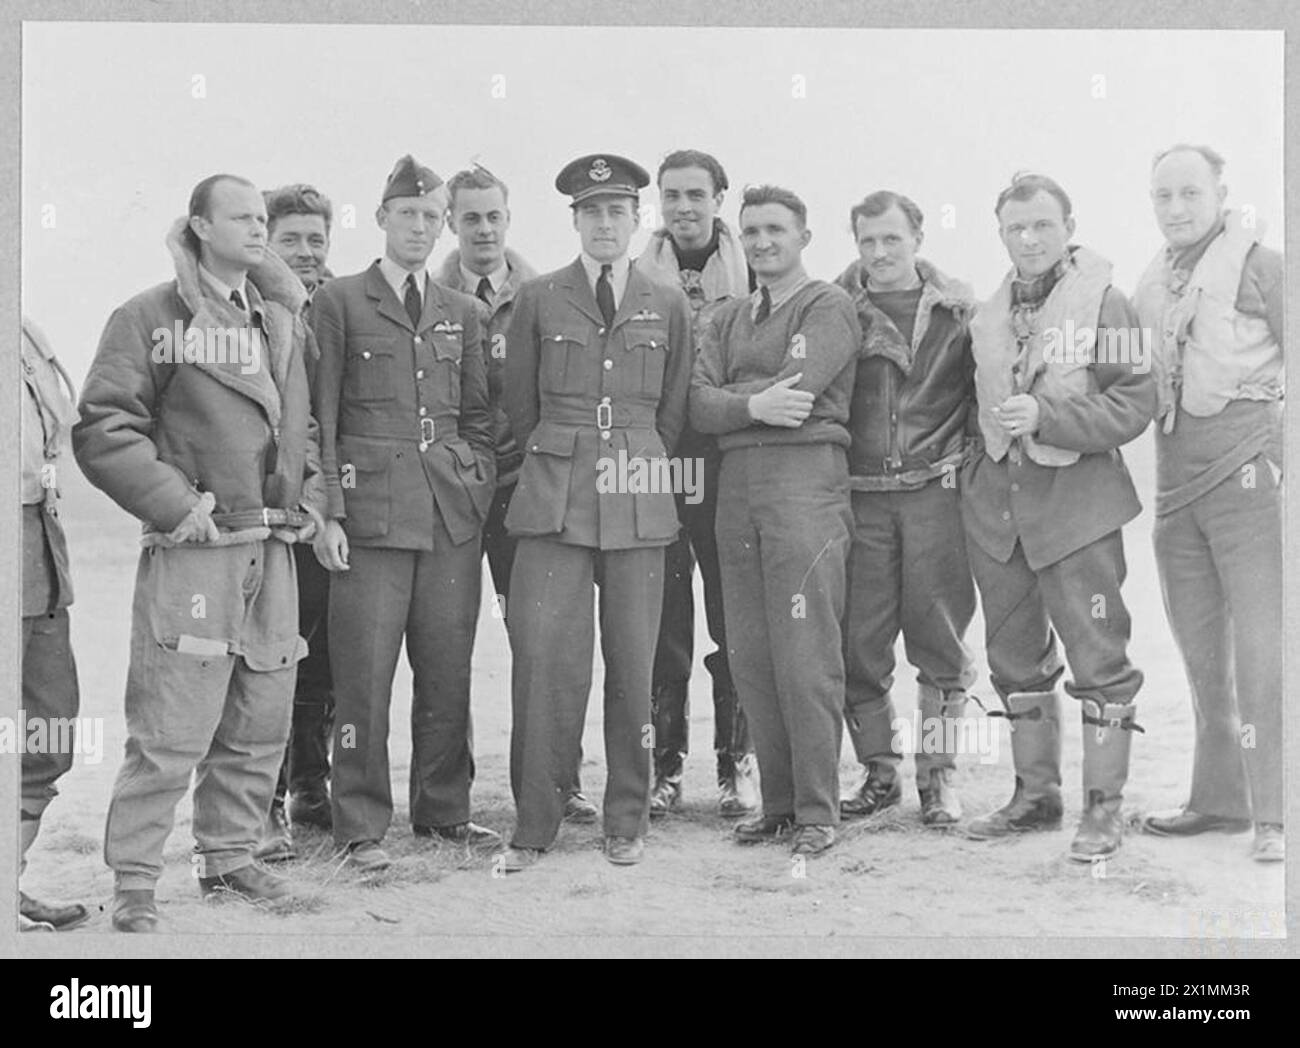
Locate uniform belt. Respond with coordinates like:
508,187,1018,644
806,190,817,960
340,417,458,445
540,400,657,430
212,508,308,530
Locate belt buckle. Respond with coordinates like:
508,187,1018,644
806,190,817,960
262,507,271,527
596,401,613,431
420,417,436,443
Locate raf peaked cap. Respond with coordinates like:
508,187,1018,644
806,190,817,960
555,154,649,205
382,154,444,202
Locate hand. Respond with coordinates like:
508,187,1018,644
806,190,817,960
167,491,219,544
314,518,350,572
748,373,814,428
293,503,325,544
993,394,1040,438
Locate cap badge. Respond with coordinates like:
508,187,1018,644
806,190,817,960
589,158,612,183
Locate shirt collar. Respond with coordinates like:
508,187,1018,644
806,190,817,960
198,263,251,313
379,255,428,301
752,265,809,319
460,260,509,296
580,251,630,284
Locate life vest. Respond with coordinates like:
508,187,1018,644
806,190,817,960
971,246,1111,466
1133,211,1282,432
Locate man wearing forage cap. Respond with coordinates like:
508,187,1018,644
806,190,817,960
311,155,500,872
498,154,693,871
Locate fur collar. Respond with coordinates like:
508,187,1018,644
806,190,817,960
834,257,973,374
165,216,307,318
435,246,538,294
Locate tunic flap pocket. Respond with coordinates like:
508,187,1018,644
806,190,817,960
450,441,479,469
345,337,398,401
525,426,578,458
546,328,588,348
341,440,391,474
626,325,669,351
432,331,463,362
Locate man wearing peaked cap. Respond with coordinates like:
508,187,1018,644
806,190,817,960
498,152,692,871
554,153,651,203
311,155,500,873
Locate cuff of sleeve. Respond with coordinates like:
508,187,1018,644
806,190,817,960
725,392,755,432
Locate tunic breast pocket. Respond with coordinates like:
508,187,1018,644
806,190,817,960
626,327,669,394
344,338,398,402
431,330,463,407
541,330,587,392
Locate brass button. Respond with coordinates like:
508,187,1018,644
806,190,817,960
419,442,429,452
598,327,606,336
416,369,425,379
601,431,611,440
419,406,428,416
362,351,372,360
414,336,423,344
1001,510,1011,521
1010,483,1020,493
604,359,613,370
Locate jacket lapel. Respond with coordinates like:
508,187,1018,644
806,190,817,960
559,257,606,328
417,278,450,334
185,295,283,427
365,262,416,333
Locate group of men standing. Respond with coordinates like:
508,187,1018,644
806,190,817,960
17,140,1283,932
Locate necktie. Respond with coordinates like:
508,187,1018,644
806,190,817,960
230,289,246,313
404,273,422,328
475,277,493,306
755,285,772,323
596,263,615,327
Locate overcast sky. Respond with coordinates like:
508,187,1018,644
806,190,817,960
22,23,1282,381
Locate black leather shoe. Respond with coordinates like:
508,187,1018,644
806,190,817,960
288,788,333,831
199,863,294,902
734,812,796,844
111,889,159,933
841,767,902,818
563,791,598,823
1142,808,1253,837
20,891,89,931
791,824,836,856
649,776,682,818
605,836,645,865
414,821,502,847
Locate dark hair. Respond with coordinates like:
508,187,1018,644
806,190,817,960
849,190,924,235
657,150,729,195
739,184,807,229
446,165,511,210
994,171,1073,222
264,183,333,235
185,173,257,252
1152,143,1226,180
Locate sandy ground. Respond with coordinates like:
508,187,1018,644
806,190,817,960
16,430,1288,947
